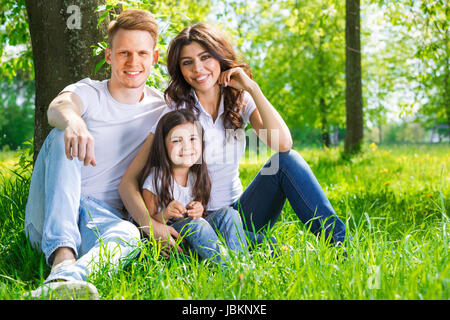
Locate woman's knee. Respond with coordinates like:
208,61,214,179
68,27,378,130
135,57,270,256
271,149,311,176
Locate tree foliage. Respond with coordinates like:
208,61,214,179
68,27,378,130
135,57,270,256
0,76,34,150
0,0,32,82
372,0,449,129
214,0,347,146
0,0,448,150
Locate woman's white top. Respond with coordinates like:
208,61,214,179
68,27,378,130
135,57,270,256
151,90,257,211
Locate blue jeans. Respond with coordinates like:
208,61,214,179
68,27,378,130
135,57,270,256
170,207,248,263
24,128,140,282
232,150,347,245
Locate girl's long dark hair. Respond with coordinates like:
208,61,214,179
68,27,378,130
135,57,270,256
165,23,253,130
138,110,211,211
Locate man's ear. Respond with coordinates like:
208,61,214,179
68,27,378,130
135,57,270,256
152,48,159,66
105,47,112,65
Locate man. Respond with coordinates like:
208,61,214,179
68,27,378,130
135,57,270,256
24,9,180,299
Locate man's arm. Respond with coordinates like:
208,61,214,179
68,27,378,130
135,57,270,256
48,92,96,166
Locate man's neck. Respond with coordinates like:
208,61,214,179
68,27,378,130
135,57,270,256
107,80,145,104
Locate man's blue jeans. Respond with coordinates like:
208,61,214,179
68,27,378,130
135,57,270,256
171,207,248,263
24,128,140,283
233,150,347,245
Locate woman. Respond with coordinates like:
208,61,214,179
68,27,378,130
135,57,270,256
119,23,347,252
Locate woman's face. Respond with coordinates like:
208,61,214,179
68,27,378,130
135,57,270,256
179,41,221,94
165,122,202,168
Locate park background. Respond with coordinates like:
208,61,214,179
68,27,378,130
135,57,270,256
0,0,448,299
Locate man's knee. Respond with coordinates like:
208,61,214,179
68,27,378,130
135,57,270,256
119,221,141,245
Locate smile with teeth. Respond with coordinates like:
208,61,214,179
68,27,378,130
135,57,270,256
125,71,142,76
195,74,209,82
180,152,195,157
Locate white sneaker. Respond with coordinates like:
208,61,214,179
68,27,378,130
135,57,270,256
25,280,100,300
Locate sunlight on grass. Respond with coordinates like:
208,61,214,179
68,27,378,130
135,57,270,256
0,144,448,300
0,151,19,177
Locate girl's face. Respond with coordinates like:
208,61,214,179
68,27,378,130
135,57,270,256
165,122,202,168
179,41,221,94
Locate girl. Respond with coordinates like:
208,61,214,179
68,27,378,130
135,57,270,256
139,109,247,263
119,23,347,252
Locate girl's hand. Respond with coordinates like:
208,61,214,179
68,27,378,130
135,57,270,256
163,200,187,220
218,67,256,93
186,201,204,220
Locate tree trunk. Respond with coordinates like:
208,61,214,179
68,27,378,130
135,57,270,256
320,98,330,148
344,0,363,155
25,0,111,162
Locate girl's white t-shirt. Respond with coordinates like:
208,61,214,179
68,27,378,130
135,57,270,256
150,91,257,211
142,168,196,209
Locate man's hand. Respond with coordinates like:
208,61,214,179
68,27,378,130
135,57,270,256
48,91,97,167
64,118,96,166
186,201,204,219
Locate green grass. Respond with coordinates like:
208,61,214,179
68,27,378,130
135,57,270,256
0,143,448,299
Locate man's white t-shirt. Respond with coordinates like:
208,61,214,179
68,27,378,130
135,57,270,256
150,91,257,211
62,78,167,210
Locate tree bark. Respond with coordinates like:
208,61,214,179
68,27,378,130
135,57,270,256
344,0,363,155
25,0,111,162
320,98,330,147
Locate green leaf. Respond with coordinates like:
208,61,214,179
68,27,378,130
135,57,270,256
94,58,106,74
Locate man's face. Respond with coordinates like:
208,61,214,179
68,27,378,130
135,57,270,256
105,28,158,90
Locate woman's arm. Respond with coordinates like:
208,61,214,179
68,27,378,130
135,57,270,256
119,133,182,252
219,68,293,152
141,189,164,224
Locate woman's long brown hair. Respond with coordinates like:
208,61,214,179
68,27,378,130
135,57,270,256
165,23,253,130
138,110,211,211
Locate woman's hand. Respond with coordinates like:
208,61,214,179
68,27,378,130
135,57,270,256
151,220,183,254
218,67,256,93
162,200,187,220
186,201,204,219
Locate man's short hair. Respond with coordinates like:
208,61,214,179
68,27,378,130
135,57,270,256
108,9,158,47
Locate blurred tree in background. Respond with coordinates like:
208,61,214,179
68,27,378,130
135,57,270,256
0,0,34,151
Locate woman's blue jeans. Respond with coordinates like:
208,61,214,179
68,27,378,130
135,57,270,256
232,150,347,245
171,207,248,264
